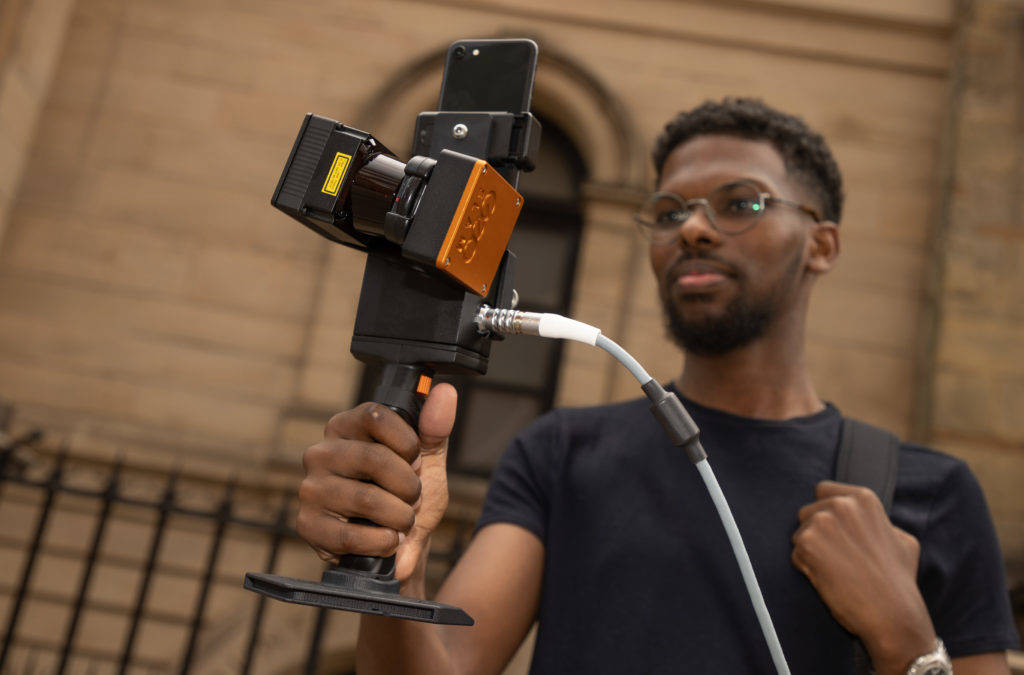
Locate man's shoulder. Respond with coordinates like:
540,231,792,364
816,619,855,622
884,437,991,532
895,439,963,469
892,438,974,490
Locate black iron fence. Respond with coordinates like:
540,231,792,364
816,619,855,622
0,431,475,674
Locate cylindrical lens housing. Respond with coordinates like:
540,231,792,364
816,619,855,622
350,154,407,239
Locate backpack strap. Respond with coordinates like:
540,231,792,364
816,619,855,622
836,418,900,513
836,417,901,675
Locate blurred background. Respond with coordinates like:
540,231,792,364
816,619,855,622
0,0,1022,672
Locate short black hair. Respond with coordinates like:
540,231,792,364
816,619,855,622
652,97,844,223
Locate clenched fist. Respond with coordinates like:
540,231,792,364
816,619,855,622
295,384,458,582
791,480,937,674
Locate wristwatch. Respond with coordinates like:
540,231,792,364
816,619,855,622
905,638,951,675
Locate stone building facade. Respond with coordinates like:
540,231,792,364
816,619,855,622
0,0,1022,671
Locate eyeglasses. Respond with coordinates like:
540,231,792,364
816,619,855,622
634,180,822,243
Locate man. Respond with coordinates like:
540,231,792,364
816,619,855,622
296,98,1018,673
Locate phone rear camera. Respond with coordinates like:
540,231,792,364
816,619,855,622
453,45,466,59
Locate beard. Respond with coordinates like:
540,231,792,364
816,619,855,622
661,251,803,357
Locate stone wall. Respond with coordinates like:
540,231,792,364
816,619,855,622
929,0,1024,561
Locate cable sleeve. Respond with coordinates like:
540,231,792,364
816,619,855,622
537,314,601,345
696,458,791,675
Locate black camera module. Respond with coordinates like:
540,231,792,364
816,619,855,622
453,45,466,59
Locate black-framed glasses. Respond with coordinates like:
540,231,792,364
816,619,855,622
634,180,822,243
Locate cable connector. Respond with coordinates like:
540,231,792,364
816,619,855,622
641,380,706,464
475,305,601,345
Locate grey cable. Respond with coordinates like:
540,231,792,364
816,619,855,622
696,459,791,675
595,334,651,384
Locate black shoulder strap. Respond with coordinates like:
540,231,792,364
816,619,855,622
836,417,901,675
836,417,900,514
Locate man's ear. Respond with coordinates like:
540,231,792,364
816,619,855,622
807,221,839,274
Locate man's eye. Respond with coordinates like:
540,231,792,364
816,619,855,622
725,199,757,215
656,209,686,224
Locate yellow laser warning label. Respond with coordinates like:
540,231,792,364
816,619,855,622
321,152,352,196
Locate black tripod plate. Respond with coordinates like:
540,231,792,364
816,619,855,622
244,572,474,626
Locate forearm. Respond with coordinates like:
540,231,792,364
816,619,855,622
860,600,937,675
358,614,453,675
356,541,456,675
863,627,936,675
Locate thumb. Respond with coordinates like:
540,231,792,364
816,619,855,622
418,382,457,454
395,529,430,581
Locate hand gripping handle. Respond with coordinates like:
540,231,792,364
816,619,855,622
333,363,433,578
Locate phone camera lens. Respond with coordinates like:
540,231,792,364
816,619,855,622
453,45,466,59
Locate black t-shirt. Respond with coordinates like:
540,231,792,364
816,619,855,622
477,393,1019,674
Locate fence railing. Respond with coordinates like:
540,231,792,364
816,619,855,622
0,430,475,674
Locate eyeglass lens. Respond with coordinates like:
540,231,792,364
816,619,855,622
637,182,765,238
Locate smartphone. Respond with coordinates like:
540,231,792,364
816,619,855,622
438,39,538,113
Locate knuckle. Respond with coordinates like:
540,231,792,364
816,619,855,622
361,402,386,429
297,478,319,506
302,443,328,473
294,507,315,539
810,510,836,531
323,411,348,438
853,486,878,506
790,547,804,566
833,496,857,517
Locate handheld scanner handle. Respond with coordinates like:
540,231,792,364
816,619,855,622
333,364,434,578
371,363,434,429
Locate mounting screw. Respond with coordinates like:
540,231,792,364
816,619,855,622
515,197,521,206
452,123,468,139
444,258,451,267
481,284,487,294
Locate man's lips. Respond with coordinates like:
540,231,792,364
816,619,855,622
676,272,727,289
668,260,735,291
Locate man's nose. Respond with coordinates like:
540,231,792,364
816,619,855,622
676,202,721,248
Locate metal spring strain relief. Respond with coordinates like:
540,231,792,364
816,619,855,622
475,305,539,336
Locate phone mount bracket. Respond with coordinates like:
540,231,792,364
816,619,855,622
413,112,541,180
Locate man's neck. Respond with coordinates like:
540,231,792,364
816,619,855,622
673,318,824,421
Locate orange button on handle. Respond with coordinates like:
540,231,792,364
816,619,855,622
416,375,432,396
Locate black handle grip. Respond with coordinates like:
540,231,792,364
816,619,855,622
332,363,434,578
372,363,433,429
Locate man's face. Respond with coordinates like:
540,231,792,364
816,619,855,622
649,135,820,356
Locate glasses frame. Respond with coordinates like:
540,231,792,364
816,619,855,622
634,180,822,243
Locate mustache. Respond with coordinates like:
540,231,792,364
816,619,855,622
664,252,739,285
